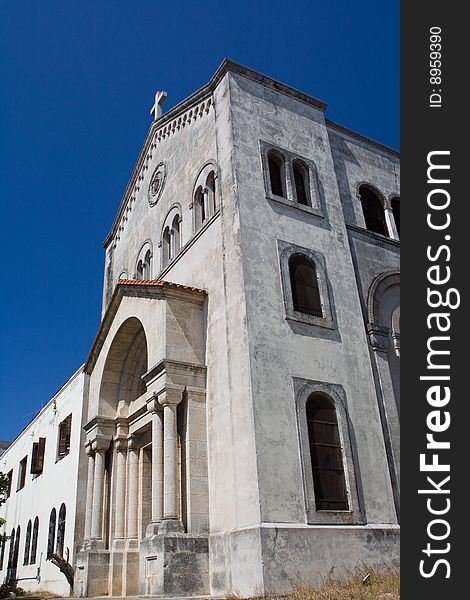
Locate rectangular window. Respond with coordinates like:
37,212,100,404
57,414,72,460
17,456,27,491
31,437,46,475
6,470,12,498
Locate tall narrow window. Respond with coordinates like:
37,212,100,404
56,504,66,558
57,414,72,459
171,215,181,257
293,161,310,206
47,508,56,559
162,226,171,267
391,197,400,237
17,456,27,490
359,186,387,236
23,520,32,566
0,532,6,571
30,517,39,565
7,528,15,571
12,526,20,572
143,250,152,279
268,151,285,197
194,186,205,230
31,437,46,475
206,170,216,214
289,255,322,317
306,394,348,511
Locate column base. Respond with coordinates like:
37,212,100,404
145,521,161,538
158,519,185,533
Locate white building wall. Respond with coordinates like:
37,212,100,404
0,368,86,596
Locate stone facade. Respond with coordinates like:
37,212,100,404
1,60,400,597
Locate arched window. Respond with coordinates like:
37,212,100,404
162,227,171,267
206,170,216,214
194,186,205,230
268,151,285,197
289,255,322,317
47,508,56,559
161,208,182,268
7,528,15,570
391,197,400,237
359,186,387,236
56,504,66,558
306,394,348,511
23,520,32,566
293,160,310,206
0,531,6,571
12,525,20,571
30,517,39,565
135,243,152,280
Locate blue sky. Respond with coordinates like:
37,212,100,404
0,1,399,442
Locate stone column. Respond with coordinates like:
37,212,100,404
202,187,209,223
126,435,140,542
159,390,184,532
83,444,95,544
145,396,164,536
114,438,128,543
368,326,400,517
90,437,110,542
384,204,399,240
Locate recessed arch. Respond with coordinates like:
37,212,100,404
358,184,388,236
99,317,148,417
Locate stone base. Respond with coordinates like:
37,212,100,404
140,532,209,597
74,549,110,597
209,524,400,597
74,547,140,597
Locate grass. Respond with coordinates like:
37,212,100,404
227,569,399,600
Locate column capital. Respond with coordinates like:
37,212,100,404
146,393,162,414
127,434,141,450
115,436,128,452
158,387,184,408
367,323,390,352
91,435,111,453
85,442,95,457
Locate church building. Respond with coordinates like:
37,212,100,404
1,60,400,598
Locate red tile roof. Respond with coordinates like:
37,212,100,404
117,279,206,294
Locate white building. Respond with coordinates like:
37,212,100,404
0,368,88,596
1,60,400,598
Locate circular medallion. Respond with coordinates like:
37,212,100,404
148,162,167,206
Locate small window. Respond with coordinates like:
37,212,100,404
23,520,32,566
47,508,56,559
268,151,285,197
31,437,46,475
57,414,72,460
293,161,310,206
359,186,387,236
289,255,322,317
391,197,400,237
194,186,205,230
17,456,27,491
56,503,66,558
306,394,348,511
30,517,39,565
